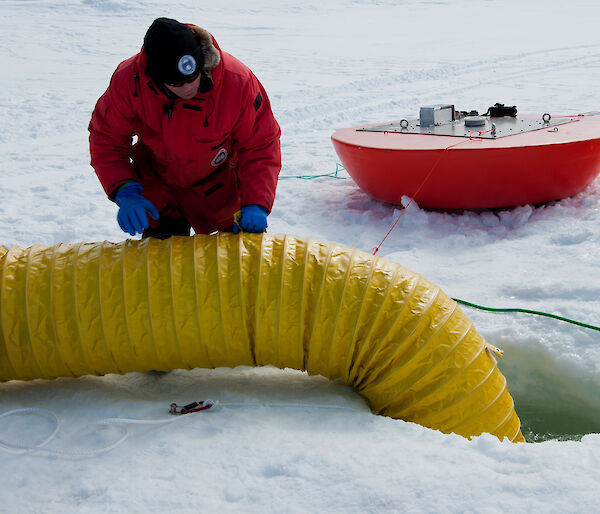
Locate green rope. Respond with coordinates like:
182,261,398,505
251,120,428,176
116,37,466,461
277,161,599,332
280,163,348,180
453,298,600,332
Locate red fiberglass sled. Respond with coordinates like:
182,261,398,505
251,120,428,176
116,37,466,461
331,104,600,210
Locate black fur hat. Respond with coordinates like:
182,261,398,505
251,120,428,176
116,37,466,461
143,18,204,85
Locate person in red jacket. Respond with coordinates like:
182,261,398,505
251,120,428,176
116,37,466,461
89,17,281,238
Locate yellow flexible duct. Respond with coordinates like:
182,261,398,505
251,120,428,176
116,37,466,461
0,234,524,442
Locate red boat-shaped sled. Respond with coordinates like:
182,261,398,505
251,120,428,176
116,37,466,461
331,104,600,210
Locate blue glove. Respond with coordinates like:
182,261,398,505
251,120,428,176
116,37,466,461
114,182,159,236
233,204,268,233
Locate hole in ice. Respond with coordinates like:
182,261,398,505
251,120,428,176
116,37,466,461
497,341,600,442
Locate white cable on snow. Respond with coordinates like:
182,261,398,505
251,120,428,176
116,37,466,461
0,408,61,453
0,400,359,457
0,407,188,457
213,400,357,411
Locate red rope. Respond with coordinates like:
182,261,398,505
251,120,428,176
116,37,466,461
372,131,490,255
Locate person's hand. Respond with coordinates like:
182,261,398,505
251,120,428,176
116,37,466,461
233,205,268,233
115,182,159,236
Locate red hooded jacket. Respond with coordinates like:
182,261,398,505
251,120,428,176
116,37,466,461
89,25,281,232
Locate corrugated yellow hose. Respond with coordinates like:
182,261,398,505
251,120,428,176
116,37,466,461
0,234,524,442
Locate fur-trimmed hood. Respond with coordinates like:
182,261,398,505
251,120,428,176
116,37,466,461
189,25,221,73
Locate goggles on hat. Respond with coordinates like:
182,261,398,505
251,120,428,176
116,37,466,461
165,70,201,87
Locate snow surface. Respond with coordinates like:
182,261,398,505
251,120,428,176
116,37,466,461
1,0,600,511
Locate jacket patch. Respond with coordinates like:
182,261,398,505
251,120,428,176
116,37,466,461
253,92,262,111
211,148,228,167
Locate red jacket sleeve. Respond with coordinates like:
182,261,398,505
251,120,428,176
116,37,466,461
231,72,281,212
88,62,137,198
